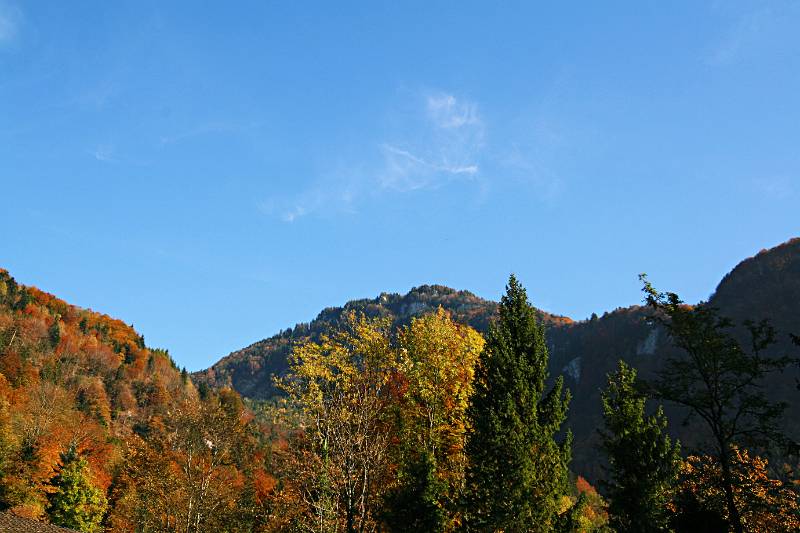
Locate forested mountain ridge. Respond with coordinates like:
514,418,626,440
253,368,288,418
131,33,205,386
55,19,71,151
198,238,800,482
194,284,571,399
2,238,797,530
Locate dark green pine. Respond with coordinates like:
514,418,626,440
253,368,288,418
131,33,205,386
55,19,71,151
600,360,680,533
463,275,572,532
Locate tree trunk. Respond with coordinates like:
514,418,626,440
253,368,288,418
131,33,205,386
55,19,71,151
347,501,356,533
719,449,744,533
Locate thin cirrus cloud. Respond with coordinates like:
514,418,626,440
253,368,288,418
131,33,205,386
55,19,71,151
266,91,486,222
707,9,769,66
378,144,479,192
91,145,117,163
159,121,259,146
754,176,794,200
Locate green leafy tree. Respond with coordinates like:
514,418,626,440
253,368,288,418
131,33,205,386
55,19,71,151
600,360,680,532
463,275,572,532
641,275,795,533
46,445,107,532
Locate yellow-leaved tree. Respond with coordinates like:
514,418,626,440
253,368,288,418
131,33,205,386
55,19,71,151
382,307,484,532
399,307,484,461
277,313,397,533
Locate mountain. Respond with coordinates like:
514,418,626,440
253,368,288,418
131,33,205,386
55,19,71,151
547,238,800,480
193,284,571,399
197,237,800,482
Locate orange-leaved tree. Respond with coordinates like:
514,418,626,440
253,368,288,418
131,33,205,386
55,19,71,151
674,448,799,532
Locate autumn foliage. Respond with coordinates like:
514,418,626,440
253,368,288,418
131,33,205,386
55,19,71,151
2,265,798,532
673,449,800,532
0,269,275,531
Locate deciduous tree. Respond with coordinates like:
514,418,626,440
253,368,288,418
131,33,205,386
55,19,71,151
674,448,800,532
386,307,483,529
278,313,396,533
641,275,795,533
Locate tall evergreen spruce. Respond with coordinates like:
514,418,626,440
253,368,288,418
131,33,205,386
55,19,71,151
463,275,572,532
600,360,680,532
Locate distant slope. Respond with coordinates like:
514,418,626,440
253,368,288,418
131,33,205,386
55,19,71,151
710,237,800,328
193,285,571,399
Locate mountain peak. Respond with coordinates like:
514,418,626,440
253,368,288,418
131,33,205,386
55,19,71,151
195,283,571,399
709,237,800,328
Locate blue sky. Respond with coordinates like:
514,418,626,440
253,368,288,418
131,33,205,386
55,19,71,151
1,1,798,370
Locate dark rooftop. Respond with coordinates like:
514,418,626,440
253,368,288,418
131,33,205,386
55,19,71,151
0,511,78,532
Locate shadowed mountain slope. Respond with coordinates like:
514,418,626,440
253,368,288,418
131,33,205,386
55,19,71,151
547,238,800,480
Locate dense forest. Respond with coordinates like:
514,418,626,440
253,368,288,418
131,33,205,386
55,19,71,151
0,268,274,531
1,239,799,531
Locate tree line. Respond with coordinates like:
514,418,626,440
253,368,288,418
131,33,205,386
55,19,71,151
0,267,798,531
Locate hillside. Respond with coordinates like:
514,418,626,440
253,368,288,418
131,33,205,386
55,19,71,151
198,238,800,483
0,268,198,518
194,284,571,399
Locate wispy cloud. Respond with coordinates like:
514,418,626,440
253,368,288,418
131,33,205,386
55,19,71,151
87,143,151,166
707,9,770,66
704,5,800,67
375,92,484,195
498,141,563,202
268,91,486,222
0,2,22,45
259,173,359,223
159,121,258,146
426,93,480,129
379,144,478,192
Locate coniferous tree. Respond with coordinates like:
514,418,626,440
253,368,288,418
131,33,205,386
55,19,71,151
463,275,572,532
382,452,447,532
600,360,680,532
46,445,108,533
48,319,61,348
